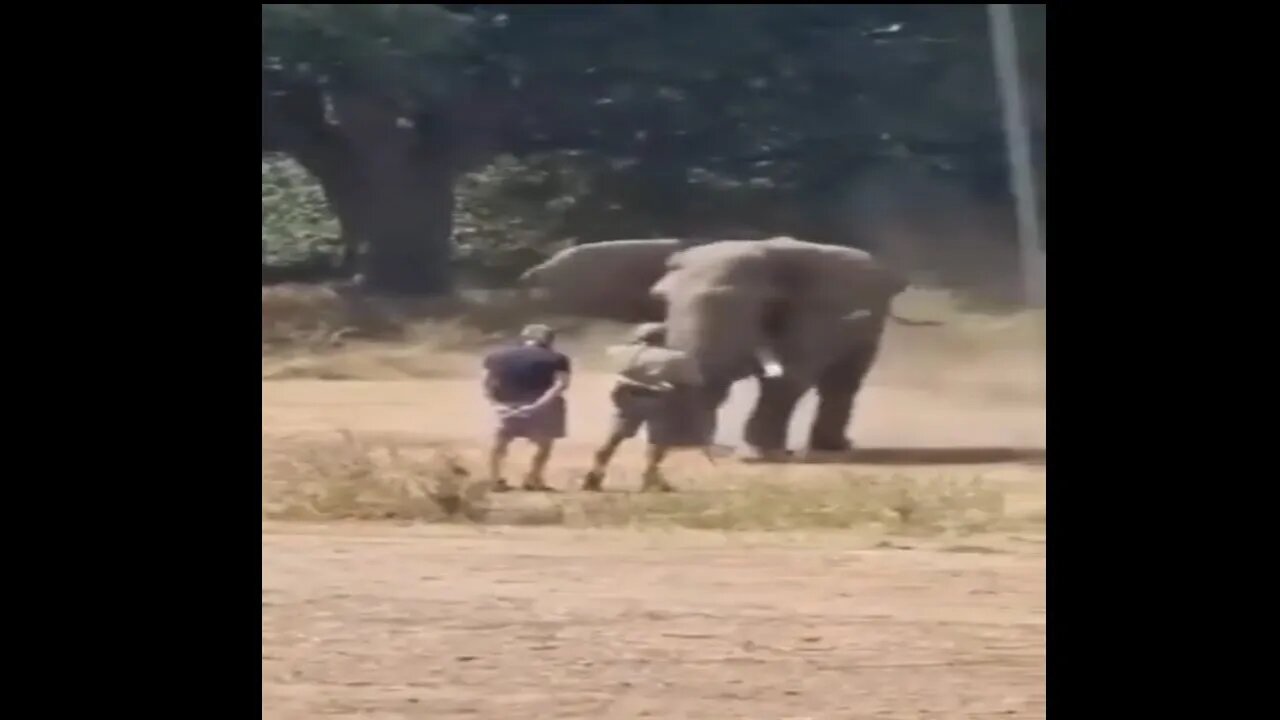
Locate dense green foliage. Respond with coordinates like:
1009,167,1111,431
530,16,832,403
262,4,1045,293
262,151,584,284
262,154,343,268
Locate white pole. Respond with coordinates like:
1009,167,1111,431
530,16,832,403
988,4,1044,307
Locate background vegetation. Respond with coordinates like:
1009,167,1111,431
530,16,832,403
263,4,1045,298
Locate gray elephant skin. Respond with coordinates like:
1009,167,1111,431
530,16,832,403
519,236,911,458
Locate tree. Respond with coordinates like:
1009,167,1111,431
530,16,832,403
263,4,477,294
452,4,1024,243
263,4,1045,293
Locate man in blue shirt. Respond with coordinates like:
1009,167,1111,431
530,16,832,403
481,324,572,491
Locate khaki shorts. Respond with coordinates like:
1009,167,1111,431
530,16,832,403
495,396,567,441
608,385,705,447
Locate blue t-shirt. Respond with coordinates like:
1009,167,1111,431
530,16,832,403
483,344,571,403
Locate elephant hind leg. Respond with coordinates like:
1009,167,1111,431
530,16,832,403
694,378,732,445
809,343,880,452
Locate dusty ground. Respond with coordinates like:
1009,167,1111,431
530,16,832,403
262,313,1046,719
263,524,1044,719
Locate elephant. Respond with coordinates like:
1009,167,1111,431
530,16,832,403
519,236,920,459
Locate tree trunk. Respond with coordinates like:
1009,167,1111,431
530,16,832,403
300,156,363,278
269,89,460,296
346,159,455,296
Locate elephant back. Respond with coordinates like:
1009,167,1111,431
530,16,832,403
760,236,904,312
520,239,684,321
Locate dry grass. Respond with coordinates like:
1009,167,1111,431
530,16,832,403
262,431,1041,536
263,432,490,522
554,473,1016,534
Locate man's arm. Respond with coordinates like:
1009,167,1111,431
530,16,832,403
521,356,572,411
482,369,501,402
481,353,509,405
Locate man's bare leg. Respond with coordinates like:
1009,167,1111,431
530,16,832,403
523,438,556,490
583,409,642,491
640,444,674,492
582,431,629,491
488,433,514,491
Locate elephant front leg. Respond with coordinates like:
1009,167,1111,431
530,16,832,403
686,378,731,447
809,343,880,452
743,378,805,459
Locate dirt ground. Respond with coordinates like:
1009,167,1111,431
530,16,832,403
263,523,1044,719
262,318,1046,719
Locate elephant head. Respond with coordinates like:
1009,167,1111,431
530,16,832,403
652,236,907,383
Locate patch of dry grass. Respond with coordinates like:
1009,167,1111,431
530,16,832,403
558,470,1022,535
262,432,491,522
262,432,1041,536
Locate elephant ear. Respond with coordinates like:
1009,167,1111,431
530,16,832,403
760,236,906,313
519,239,684,321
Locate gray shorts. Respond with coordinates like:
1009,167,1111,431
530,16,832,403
494,396,566,441
609,385,705,448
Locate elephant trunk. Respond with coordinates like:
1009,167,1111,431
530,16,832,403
664,293,773,382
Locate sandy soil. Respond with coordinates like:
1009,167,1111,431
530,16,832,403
263,524,1044,719
263,328,1046,718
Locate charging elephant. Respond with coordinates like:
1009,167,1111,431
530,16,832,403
520,236,916,458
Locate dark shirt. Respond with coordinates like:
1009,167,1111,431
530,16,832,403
483,344,571,404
